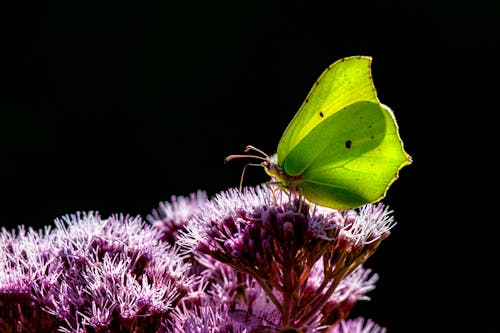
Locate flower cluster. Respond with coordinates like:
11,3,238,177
178,185,394,331
0,213,193,332
147,191,208,245
1,184,396,332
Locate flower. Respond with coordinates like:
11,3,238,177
147,191,208,245
179,185,395,332
1,184,397,332
1,212,194,333
0,225,60,332
317,265,379,327
326,317,386,333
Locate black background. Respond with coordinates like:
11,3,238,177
1,0,496,332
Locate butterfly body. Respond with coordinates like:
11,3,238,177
263,153,303,192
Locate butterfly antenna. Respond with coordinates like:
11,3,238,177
243,145,269,157
224,154,267,163
224,145,270,163
225,145,272,190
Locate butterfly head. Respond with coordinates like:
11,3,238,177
225,146,303,193
225,145,275,189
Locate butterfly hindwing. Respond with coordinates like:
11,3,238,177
285,103,410,209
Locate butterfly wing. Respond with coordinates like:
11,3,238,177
284,102,411,209
277,56,379,165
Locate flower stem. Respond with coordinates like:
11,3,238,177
253,273,282,312
281,263,293,326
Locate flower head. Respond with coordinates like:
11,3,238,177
1,212,194,333
327,317,386,333
318,265,379,326
0,225,60,332
2,184,398,332
147,191,208,245
179,184,395,331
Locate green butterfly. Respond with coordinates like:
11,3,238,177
226,56,411,210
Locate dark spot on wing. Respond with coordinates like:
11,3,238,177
370,135,374,139
319,112,324,117
345,140,352,149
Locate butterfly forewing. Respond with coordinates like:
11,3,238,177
277,56,379,164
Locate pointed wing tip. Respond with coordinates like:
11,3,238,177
333,55,373,66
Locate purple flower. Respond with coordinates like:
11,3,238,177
147,191,208,245
327,317,386,333
0,225,60,332
317,265,380,326
1,212,194,333
179,185,395,332
2,184,399,332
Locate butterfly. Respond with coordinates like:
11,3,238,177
226,56,411,210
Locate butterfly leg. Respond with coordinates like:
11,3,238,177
294,188,305,215
264,180,285,205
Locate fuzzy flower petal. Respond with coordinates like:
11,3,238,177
326,317,386,333
147,191,208,244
